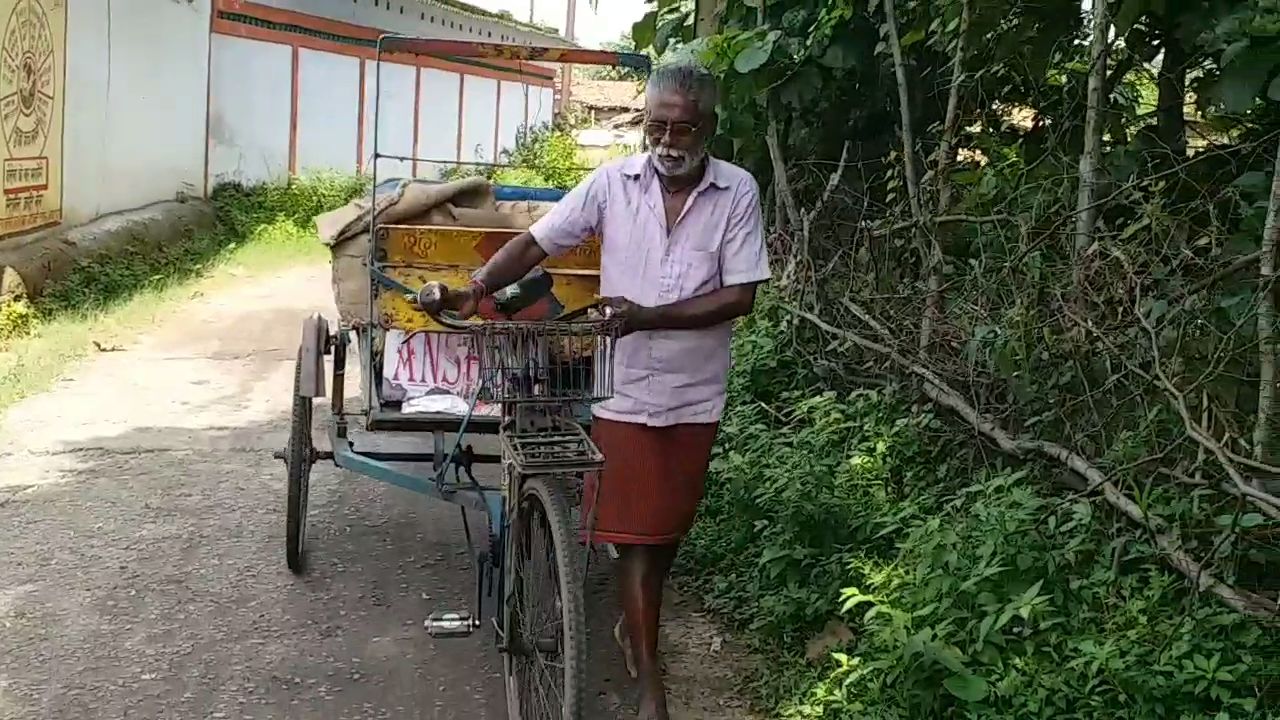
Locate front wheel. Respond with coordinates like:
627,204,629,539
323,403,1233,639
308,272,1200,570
504,475,585,720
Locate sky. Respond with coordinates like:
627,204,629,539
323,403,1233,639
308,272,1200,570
466,0,649,48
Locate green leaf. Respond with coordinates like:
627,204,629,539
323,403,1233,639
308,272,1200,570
900,27,926,48
632,11,658,51
1147,298,1169,323
1269,76,1280,102
1222,39,1251,68
1239,513,1266,528
1211,46,1280,114
733,36,775,73
944,674,989,702
819,41,856,69
1119,216,1151,240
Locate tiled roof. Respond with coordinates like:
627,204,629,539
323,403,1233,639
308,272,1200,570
572,80,644,110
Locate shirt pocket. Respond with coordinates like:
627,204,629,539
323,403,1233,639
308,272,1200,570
677,248,722,298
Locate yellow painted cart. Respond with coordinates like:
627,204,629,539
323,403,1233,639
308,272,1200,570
277,34,649,720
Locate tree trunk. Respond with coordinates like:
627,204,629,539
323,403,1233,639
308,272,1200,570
1252,138,1280,474
1072,0,1110,296
1155,28,1188,159
882,0,935,350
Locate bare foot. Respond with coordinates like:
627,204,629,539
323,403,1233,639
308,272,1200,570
615,614,638,679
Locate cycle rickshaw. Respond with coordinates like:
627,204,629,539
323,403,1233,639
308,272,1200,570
278,35,650,720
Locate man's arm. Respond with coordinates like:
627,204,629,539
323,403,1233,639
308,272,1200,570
471,232,548,294
625,283,759,332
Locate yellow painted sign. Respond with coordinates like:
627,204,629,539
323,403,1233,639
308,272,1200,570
377,224,602,333
0,0,63,237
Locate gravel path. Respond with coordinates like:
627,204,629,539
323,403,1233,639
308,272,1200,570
0,264,754,720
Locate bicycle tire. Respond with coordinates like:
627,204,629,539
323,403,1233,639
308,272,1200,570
285,356,313,574
504,475,586,720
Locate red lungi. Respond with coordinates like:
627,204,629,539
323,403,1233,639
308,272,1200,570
581,417,720,545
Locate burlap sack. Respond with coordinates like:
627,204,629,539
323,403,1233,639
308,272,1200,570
315,177,496,247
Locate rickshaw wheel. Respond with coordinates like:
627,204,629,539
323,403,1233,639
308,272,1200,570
504,476,585,720
285,355,314,574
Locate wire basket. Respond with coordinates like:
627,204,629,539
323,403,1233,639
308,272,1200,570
468,318,621,404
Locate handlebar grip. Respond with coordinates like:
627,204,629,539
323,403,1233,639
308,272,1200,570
413,281,479,331
424,308,478,331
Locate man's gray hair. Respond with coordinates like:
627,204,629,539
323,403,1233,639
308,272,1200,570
645,60,719,118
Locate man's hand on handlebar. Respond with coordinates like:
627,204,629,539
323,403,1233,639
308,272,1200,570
600,297,654,336
414,281,483,320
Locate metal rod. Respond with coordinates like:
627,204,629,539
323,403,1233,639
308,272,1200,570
372,153,598,173
345,449,502,465
330,425,497,514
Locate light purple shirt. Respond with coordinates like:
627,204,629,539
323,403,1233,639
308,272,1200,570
529,154,770,427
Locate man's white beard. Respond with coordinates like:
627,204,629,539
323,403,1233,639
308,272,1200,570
650,144,705,178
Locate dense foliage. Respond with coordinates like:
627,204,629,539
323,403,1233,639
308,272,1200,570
685,300,1275,717
626,0,1280,716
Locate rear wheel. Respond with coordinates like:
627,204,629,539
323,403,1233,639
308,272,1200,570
285,356,314,574
504,475,585,720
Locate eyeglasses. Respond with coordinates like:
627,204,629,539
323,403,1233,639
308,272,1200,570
644,119,701,143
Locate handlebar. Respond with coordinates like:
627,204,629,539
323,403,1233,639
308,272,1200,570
416,280,611,330
423,305,480,331
371,266,612,329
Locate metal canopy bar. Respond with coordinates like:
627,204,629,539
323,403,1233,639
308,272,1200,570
375,35,651,72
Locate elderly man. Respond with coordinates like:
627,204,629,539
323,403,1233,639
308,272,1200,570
421,61,768,719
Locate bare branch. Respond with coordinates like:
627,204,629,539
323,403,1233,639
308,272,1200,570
803,140,852,231
765,117,803,234
932,0,972,217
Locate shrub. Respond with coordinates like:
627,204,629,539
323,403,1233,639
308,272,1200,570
445,124,589,191
680,301,1279,719
0,297,36,345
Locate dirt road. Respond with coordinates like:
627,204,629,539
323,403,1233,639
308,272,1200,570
0,264,751,720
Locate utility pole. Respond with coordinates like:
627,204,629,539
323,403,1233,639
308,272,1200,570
559,0,577,115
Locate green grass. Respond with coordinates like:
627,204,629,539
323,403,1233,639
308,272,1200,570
0,174,365,415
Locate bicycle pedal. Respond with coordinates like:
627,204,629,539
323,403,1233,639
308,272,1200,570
424,610,478,638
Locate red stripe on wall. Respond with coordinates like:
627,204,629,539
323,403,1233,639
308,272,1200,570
203,5,215,196
492,81,501,164
412,68,422,178
288,45,300,175
456,75,465,163
357,58,367,174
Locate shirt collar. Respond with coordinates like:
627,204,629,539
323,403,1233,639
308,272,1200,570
621,153,730,191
